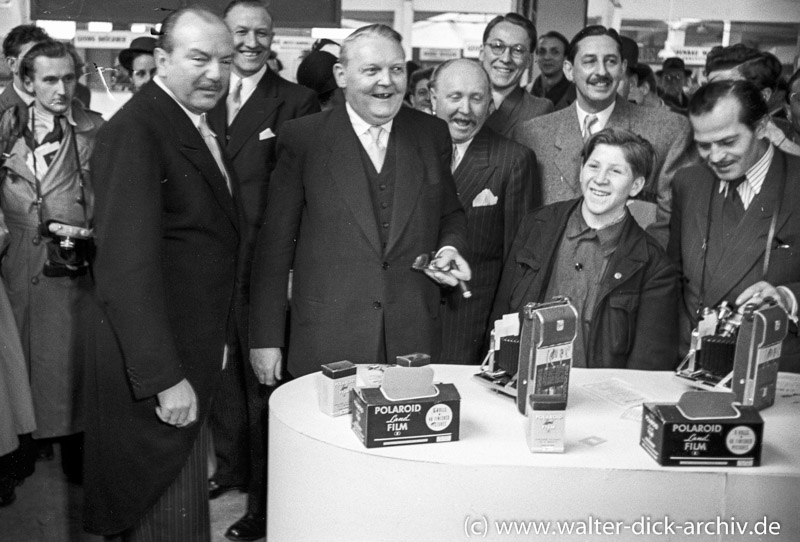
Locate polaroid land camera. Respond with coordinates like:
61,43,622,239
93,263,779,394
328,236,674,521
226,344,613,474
475,297,578,414
675,299,787,410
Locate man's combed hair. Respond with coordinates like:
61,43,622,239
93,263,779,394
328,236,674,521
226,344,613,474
539,31,569,54
19,39,73,81
223,0,270,19
567,25,622,63
339,24,403,67
157,7,224,53
2,24,50,59
582,126,657,181
482,13,537,50
689,79,768,130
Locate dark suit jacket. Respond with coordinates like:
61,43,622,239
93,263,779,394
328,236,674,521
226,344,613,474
515,96,695,247
667,149,800,373
491,199,679,369
485,85,554,143
208,69,318,342
440,126,539,365
83,80,241,535
249,105,467,378
0,84,30,128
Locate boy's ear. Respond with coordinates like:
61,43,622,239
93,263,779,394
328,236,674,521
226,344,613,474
629,176,645,198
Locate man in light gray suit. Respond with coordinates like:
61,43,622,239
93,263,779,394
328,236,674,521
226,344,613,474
515,25,694,247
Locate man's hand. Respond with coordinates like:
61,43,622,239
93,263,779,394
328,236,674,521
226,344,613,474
250,347,283,386
424,247,472,287
735,281,786,310
156,378,197,428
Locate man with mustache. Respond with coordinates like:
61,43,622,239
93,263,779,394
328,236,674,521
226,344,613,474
515,25,694,248
480,13,554,142
668,79,800,374
205,3,319,539
83,8,240,540
249,24,469,385
429,59,538,365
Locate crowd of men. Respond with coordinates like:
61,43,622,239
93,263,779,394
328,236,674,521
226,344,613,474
1,1,800,540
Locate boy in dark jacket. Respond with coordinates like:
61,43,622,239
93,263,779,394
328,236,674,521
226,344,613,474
491,127,678,369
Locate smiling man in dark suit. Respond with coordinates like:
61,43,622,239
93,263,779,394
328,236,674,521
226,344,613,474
516,25,694,248
83,8,240,541
668,79,800,373
249,24,469,386
430,58,538,365
205,2,319,539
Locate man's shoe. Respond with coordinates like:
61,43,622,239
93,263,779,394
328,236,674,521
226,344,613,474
0,476,17,507
208,478,244,500
224,512,266,541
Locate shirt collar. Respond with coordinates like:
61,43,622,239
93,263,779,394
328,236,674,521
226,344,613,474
154,75,204,128
230,65,267,103
568,201,628,257
454,136,475,157
345,102,393,136
575,100,616,133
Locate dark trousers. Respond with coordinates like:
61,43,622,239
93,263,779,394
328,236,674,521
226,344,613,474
112,422,211,542
209,342,249,488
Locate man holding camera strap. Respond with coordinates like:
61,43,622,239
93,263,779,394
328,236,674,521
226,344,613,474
0,39,102,481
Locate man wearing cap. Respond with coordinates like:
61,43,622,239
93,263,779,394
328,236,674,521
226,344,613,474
296,49,342,110
118,36,157,92
205,1,319,539
515,25,694,248
480,13,554,142
658,57,692,116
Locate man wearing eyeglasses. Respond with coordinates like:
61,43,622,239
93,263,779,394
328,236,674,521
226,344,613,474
515,25,694,248
480,13,553,143
657,57,691,116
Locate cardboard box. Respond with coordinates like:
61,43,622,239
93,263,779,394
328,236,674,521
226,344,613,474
318,361,356,416
640,395,764,467
351,384,460,448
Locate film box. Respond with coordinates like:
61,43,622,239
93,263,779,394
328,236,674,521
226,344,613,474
351,384,460,448
318,361,356,416
640,394,764,467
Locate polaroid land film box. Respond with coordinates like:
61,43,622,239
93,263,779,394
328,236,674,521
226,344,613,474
640,402,764,467
351,384,460,448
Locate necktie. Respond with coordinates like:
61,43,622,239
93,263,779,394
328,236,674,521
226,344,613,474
227,79,243,126
725,175,747,210
451,143,460,173
367,125,386,173
583,114,598,143
198,114,232,194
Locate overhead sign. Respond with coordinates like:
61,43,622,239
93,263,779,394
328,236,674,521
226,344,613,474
74,31,145,50
419,48,461,62
661,46,714,66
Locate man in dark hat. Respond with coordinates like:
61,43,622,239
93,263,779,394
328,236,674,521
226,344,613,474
118,36,156,92
296,49,341,110
657,57,692,115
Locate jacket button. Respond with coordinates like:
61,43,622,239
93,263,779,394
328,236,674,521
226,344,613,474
32,235,41,245
373,301,381,309
31,276,39,285
614,272,622,280
382,262,389,270
382,222,389,229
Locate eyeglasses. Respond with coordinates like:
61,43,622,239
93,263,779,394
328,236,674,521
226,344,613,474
662,73,685,83
483,41,529,60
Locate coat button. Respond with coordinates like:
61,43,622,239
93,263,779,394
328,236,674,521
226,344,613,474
31,276,39,285
373,301,382,309
382,222,389,229
32,235,41,245
614,272,622,280
382,262,389,270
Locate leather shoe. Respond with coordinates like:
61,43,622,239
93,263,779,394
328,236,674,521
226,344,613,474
208,478,244,500
225,512,266,541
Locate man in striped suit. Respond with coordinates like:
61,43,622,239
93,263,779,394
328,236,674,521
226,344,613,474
430,59,539,365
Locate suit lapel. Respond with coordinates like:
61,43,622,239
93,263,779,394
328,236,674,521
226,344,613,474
226,72,284,158
148,84,239,231
553,108,583,192
326,106,381,255
386,110,423,254
454,129,493,208
705,153,785,305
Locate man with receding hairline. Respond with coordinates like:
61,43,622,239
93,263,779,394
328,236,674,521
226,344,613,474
84,8,239,540
429,58,538,365
249,24,469,385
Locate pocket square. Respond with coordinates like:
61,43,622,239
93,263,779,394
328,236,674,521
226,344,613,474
259,128,276,140
472,188,498,207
